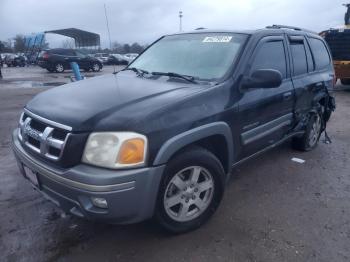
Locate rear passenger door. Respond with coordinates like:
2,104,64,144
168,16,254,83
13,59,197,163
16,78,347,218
238,36,294,159
62,49,77,68
75,50,90,69
289,35,333,120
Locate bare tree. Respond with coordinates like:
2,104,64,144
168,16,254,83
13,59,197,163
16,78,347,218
14,35,26,52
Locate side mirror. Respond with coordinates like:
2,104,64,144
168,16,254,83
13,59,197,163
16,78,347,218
241,69,282,89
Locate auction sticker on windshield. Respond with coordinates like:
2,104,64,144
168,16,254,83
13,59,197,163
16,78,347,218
202,36,232,43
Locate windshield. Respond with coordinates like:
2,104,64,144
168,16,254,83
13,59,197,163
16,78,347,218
130,33,248,80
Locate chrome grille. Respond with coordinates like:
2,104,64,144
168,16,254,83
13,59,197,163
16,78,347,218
18,110,71,161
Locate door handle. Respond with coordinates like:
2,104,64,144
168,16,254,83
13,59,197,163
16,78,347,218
283,91,292,100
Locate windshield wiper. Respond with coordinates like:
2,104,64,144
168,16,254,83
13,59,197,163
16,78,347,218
120,67,149,76
151,71,198,84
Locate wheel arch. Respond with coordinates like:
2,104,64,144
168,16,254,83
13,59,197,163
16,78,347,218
153,122,234,174
312,93,327,109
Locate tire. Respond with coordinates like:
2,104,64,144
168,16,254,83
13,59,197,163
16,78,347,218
340,78,350,85
54,63,64,73
154,146,225,234
292,111,323,151
91,63,101,72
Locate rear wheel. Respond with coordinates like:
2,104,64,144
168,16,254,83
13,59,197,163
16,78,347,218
54,63,64,73
292,112,322,151
155,146,225,234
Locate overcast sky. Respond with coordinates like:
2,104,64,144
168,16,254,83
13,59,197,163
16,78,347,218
0,0,347,48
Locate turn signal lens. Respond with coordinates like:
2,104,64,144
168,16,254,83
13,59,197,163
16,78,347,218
118,138,145,164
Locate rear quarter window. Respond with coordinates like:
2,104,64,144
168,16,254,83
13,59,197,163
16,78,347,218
308,38,331,70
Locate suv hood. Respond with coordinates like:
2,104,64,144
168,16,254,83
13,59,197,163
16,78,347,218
26,71,202,132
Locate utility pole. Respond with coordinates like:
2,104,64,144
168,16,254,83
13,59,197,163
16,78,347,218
179,11,183,32
343,3,350,25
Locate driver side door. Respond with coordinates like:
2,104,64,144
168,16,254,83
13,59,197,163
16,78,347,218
237,36,295,159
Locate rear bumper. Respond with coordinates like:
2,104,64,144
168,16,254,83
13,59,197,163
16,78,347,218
37,60,51,69
12,129,165,224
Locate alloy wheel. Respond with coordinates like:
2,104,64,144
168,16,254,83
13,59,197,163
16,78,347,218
55,63,64,73
308,114,321,147
92,63,100,71
163,166,214,222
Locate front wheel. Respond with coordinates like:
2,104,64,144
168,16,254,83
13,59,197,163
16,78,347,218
292,112,322,151
154,146,225,234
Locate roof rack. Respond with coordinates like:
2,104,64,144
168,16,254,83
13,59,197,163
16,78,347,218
266,24,316,34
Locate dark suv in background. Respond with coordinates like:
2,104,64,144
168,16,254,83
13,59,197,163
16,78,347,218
38,48,103,73
12,25,335,233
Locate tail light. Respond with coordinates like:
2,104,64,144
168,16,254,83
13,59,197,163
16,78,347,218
42,52,49,59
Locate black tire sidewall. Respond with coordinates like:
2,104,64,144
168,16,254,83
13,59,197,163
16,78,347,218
155,147,226,234
303,112,323,151
340,78,350,85
91,63,101,72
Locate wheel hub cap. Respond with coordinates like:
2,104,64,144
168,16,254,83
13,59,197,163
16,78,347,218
163,166,214,222
308,114,321,146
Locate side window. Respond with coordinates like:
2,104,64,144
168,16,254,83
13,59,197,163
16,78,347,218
308,38,330,70
53,50,63,55
251,40,287,79
75,51,85,58
65,50,76,56
290,42,307,76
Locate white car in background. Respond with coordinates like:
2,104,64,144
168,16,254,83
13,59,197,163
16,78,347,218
123,53,139,63
107,53,129,65
94,53,109,64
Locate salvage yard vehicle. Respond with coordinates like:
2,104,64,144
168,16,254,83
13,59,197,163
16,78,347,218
106,54,129,65
38,49,102,73
123,53,139,63
12,25,335,233
93,53,109,64
321,28,350,85
4,54,26,67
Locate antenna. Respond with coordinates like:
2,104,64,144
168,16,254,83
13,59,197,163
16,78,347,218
104,3,116,73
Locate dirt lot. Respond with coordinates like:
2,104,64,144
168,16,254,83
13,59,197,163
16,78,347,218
0,67,349,262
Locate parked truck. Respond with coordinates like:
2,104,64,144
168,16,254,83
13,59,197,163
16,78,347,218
320,4,350,85
321,28,350,85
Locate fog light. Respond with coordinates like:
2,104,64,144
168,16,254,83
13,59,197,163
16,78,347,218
91,197,108,209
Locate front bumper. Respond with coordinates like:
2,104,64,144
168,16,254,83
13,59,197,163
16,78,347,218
12,129,165,224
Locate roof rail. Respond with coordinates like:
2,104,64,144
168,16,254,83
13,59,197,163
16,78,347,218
266,24,302,30
266,24,316,34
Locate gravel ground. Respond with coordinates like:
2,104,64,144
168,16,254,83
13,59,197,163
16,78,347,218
0,67,349,262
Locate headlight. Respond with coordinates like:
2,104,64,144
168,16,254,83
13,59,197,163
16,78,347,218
82,132,147,169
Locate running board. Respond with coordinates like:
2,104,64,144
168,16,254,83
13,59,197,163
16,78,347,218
232,131,305,168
